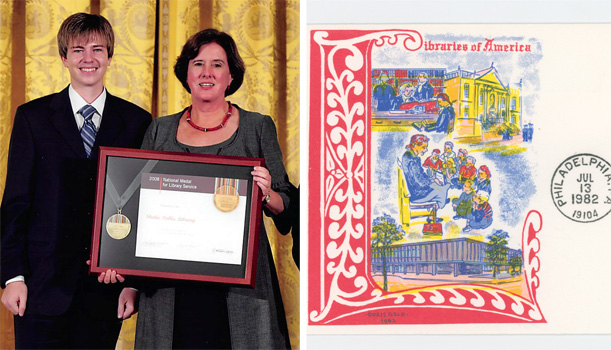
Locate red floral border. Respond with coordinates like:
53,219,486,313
308,29,545,326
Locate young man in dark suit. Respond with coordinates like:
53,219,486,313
0,13,151,349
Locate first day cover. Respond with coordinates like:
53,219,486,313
307,24,611,334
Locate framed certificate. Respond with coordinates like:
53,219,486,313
89,146,264,287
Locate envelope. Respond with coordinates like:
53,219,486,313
306,24,611,334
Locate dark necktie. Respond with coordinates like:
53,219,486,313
79,104,98,158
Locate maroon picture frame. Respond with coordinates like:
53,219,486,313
89,146,264,287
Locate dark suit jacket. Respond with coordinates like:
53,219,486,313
1,87,151,319
413,81,434,101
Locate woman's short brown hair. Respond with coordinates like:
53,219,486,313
174,29,245,96
57,13,115,59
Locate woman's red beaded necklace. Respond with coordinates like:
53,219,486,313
185,101,232,132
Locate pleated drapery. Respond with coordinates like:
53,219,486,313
0,1,300,349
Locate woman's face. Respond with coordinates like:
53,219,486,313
186,42,233,103
412,142,428,156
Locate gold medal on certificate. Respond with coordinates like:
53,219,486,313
106,211,131,240
213,178,239,212
104,160,159,240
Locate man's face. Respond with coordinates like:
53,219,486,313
418,75,427,84
61,37,111,92
444,145,451,153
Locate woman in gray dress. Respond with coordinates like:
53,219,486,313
121,28,292,349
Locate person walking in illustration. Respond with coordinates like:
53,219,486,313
523,123,533,142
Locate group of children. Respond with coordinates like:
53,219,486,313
421,141,494,232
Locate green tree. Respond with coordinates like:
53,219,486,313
485,229,509,278
371,213,405,291
508,251,523,276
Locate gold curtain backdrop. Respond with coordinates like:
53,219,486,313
0,1,300,349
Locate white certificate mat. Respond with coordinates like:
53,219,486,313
135,173,246,265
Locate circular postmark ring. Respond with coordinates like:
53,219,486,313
551,153,611,223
